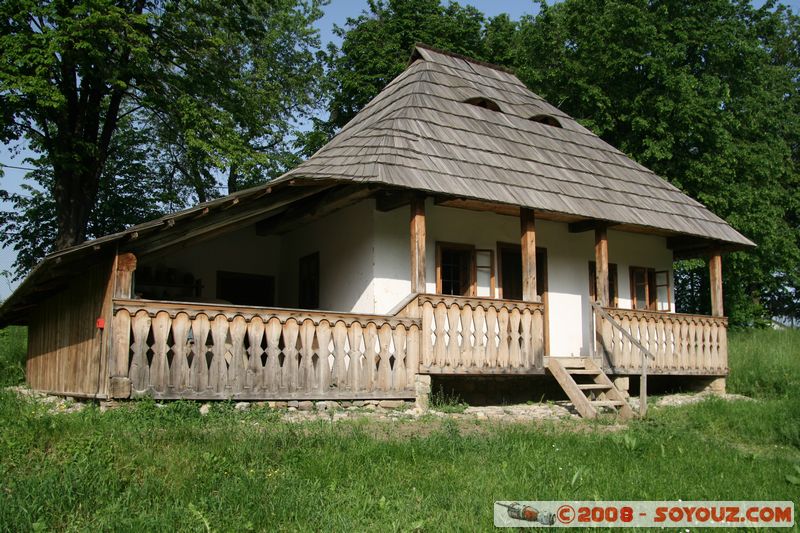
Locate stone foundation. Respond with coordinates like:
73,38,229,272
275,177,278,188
613,377,630,398
414,374,432,411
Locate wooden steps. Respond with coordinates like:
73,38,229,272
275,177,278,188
547,357,635,419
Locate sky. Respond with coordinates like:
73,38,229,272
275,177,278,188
0,0,798,299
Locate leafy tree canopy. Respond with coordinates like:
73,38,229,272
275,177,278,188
512,0,800,325
0,0,325,254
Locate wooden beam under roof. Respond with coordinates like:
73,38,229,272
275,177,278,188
666,235,713,250
375,188,415,212
129,183,334,258
255,184,378,236
568,219,618,233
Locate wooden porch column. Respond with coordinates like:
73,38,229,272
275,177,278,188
113,252,137,298
520,208,537,301
109,252,137,399
410,196,426,294
594,227,609,306
709,250,723,317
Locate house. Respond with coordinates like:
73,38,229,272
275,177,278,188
0,45,754,418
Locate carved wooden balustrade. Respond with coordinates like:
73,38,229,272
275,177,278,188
413,295,546,374
111,299,420,399
596,307,728,375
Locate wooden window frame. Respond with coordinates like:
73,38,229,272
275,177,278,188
435,241,476,297
589,261,619,308
629,266,651,311
629,266,671,311
497,241,549,355
495,242,548,301
654,269,671,311
474,248,496,298
496,242,517,300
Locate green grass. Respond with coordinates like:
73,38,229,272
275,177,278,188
0,326,26,387
0,327,798,531
727,328,800,399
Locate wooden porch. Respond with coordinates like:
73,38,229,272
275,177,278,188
108,293,725,402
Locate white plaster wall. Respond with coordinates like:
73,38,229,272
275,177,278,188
373,206,411,314
372,199,675,357
138,225,282,301
279,199,376,313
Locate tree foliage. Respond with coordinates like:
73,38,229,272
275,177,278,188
512,0,800,325
1,114,189,274
0,0,325,252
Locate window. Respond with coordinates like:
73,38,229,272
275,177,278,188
464,97,501,112
298,252,320,309
496,243,547,300
475,250,495,297
529,114,562,128
436,243,475,296
589,262,618,307
654,270,671,311
217,271,275,307
629,266,671,311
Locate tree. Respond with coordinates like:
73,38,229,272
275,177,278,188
0,0,325,251
512,0,800,325
1,113,189,275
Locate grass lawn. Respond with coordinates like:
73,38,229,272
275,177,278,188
0,327,798,531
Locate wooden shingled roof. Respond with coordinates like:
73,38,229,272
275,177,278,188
278,44,753,246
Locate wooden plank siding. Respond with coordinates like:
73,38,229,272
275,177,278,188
26,255,116,397
111,299,420,400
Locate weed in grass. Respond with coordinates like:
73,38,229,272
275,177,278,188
429,388,469,413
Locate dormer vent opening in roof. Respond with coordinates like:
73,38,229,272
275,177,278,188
529,114,562,128
464,97,502,112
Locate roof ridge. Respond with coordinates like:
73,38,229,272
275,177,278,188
411,43,517,76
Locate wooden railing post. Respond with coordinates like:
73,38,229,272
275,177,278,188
114,253,137,298
410,196,426,294
109,253,137,398
520,208,537,302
